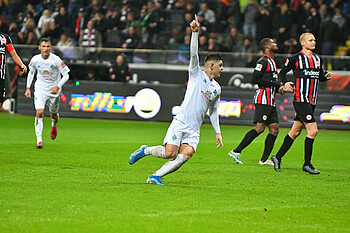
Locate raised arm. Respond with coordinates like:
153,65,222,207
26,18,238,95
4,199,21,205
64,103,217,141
189,14,200,71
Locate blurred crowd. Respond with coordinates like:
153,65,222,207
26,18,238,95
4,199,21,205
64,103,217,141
1,0,350,69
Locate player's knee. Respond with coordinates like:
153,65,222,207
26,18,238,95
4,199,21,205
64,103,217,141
36,111,44,118
290,130,301,138
270,127,279,136
165,150,177,159
254,125,265,134
309,129,318,138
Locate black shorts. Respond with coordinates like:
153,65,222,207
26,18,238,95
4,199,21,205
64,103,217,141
293,102,316,123
254,104,279,125
0,79,5,104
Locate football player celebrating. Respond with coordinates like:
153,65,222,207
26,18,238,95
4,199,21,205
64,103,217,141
129,15,224,185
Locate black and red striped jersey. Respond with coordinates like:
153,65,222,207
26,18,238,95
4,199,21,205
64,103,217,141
252,54,281,107
0,33,15,80
279,51,328,105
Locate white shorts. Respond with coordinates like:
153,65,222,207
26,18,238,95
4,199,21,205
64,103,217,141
163,118,200,151
34,92,60,113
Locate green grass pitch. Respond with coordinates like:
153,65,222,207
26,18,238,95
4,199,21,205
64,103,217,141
0,113,349,232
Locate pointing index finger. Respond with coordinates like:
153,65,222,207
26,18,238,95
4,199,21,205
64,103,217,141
195,14,198,24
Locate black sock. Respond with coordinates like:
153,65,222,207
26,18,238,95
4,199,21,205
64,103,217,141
276,134,294,160
234,129,260,153
304,137,314,166
260,134,277,162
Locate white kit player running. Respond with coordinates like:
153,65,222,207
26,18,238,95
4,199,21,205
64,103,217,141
25,38,70,149
129,15,224,185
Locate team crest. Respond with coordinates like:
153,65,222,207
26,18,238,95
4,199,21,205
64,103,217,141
255,64,263,71
306,115,312,120
315,61,320,67
172,135,177,141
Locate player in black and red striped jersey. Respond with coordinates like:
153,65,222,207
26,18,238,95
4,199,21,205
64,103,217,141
228,38,292,165
0,33,27,110
271,32,333,174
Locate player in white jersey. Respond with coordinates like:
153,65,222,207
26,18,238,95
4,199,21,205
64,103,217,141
129,15,224,185
25,38,70,149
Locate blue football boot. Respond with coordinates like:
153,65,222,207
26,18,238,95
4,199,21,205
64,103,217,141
129,145,148,165
146,175,165,185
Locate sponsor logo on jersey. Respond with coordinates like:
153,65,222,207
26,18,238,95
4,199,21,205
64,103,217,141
255,64,263,71
42,70,53,76
303,70,319,76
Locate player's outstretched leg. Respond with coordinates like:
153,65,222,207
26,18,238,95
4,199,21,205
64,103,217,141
129,145,148,164
147,154,188,185
51,113,59,140
228,149,243,164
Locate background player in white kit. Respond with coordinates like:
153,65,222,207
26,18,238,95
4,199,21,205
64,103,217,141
25,38,70,149
129,15,224,185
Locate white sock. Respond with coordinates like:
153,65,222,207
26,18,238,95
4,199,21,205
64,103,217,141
153,154,188,177
144,146,166,159
35,117,43,144
52,113,59,127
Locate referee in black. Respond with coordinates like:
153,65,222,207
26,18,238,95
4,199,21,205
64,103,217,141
271,32,333,174
0,32,27,110
228,38,290,165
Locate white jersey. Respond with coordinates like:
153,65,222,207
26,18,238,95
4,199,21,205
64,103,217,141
175,32,221,133
29,53,70,97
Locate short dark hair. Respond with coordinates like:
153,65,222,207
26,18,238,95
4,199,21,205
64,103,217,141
39,37,51,45
204,53,222,64
259,38,272,52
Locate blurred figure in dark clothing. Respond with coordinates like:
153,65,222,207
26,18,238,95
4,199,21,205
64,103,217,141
272,3,292,48
319,14,339,68
280,38,300,54
256,6,273,44
55,6,73,36
86,69,98,81
223,26,243,52
109,55,131,82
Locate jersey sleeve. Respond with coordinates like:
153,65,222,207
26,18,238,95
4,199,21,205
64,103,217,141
5,34,14,53
213,86,221,108
279,56,296,84
252,58,267,83
57,56,70,75
252,58,280,87
28,56,37,72
188,32,200,79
